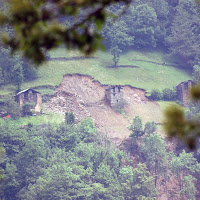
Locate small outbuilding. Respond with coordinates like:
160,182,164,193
15,88,42,114
105,85,123,107
176,80,195,106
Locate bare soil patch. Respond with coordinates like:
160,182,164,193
44,74,163,144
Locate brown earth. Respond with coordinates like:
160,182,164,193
44,74,163,144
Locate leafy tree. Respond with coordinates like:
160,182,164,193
0,0,131,64
141,134,169,188
164,102,200,149
12,63,24,92
150,89,162,100
65,111,75,125
18,162,93,200
126,4,159,48
0,47,37,89
104,17,134,67
162,88,177,101
147,0,170,45
170,150,200,199
166,0,200,66
180,175,196,200
1,96,21,119
119,163,158,199
77,118,97,142
130,116,144,138
144,121,157,135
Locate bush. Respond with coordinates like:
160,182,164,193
1,96,21,119
162,88,177,101
150,89,162,100
130,116,144,138
144,121,157,134
65,112,75,125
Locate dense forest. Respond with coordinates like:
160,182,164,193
1,0,200,199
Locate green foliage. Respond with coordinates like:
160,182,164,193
130,116,144,138
0,96,21,119
110,46,122,67
150,89,162,100
141,134,169,188
162,88,177,101
12,63,24,92
126,4,159,48
170,150,200,199
163,103,200,149
119,164,158,199
144,121,157,135
0,0,131,64
104,17,134,67
180,175,196,200
77,118,97,142
166,0,200,66
0,47,37,89
65,111,75,125
0,120,159,200
192,65,200,83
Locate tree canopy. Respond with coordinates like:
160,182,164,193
0,0,131,64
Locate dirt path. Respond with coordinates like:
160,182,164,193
44,74,163,143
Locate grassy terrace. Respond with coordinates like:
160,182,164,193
0,112,64,126
0,48,190,96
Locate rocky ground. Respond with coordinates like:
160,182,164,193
44,74,163,144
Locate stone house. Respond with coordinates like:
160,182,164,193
105,85,123,107
176,80,195,106
15,88,42,114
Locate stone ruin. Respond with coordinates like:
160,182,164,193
15,88,42,114
105,85,123,107
176,80,195,106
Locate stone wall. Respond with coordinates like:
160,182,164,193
176,80,195,106
105,86,123,107
15,89,42,114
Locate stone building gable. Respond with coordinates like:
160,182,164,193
105,85,123,107
176,80,195,106
15,88,42,114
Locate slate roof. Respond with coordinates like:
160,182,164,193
15,88,40,96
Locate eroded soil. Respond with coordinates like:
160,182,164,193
44,74,163,144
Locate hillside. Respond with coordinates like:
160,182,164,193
44,74,163,143
0,49,191,96
0,49,191,134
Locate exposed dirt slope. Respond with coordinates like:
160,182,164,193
44,74,163,143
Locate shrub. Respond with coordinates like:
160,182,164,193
1,96,21,119
162,88,177,101
144,121,157,134
65,112,75,125
150,89,162,100
130,116,144,138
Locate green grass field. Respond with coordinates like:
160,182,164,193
0,48,191,126
158,101,178,111
0,112,64,126
12,48,191,96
